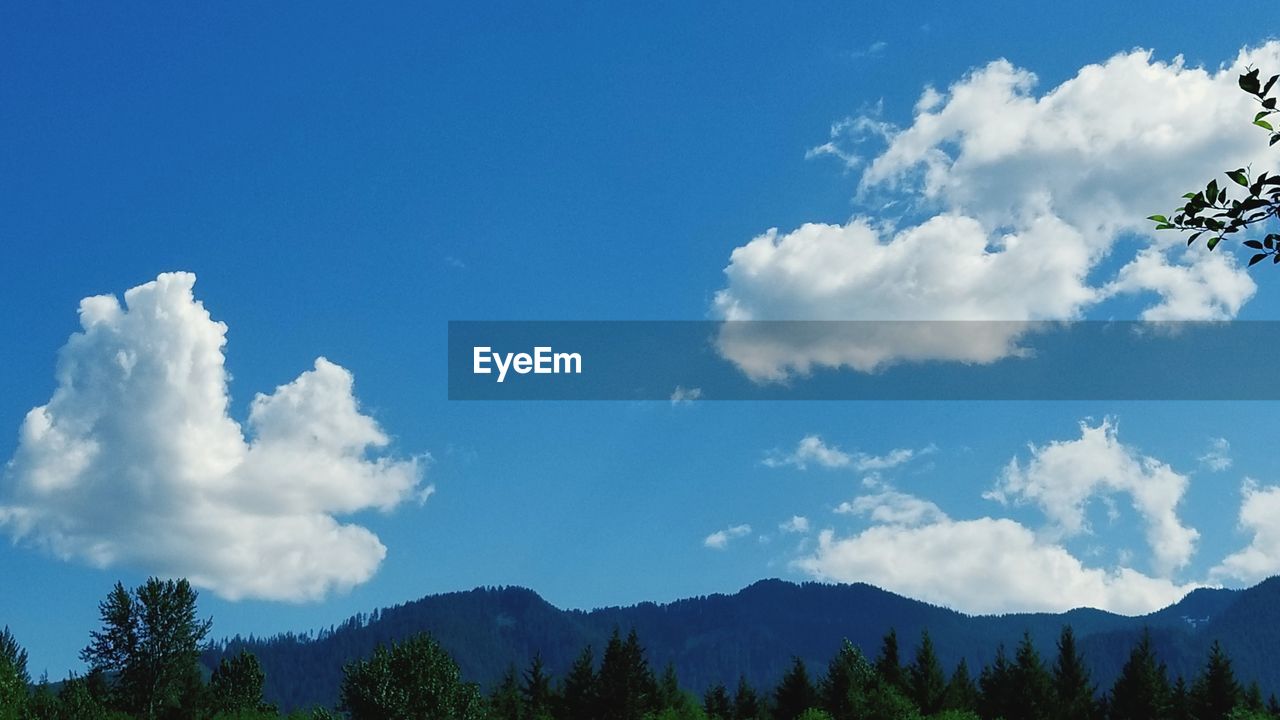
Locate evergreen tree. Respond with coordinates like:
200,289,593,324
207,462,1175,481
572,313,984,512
907,630,946,715
1109,630,1171,720
977,644,1014,720
704,684,732,720
0,629,28,688
559,645,598,720
820,639,872,720
522,653,555,720
774,657,819,720
731,676,762,720
1170,676,1192,720
55,675,111,720
874,630,904,692
1190,640,1241,720
1007,632,1052,720
1051,626,1095,720
490,664,524,720
597,629,658,720
656,662,682,711
1246,682,1266,713
1267,693,1280,718
941,659,978,712
0,642,25,720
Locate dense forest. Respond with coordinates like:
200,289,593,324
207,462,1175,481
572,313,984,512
3,577,1280,719
204,578,1280,712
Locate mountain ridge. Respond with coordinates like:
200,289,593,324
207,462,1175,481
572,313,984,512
205,578,1276,712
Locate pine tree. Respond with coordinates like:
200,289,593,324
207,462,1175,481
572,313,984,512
1109,630,1171,720
1008,632,1052,720
490,664,524,720
1051,626,1095,720
942,659,978,712
704,684,732,720
732,675,762,720
0,629,28,688
597,628,658,720
1266,692,1280,717
1246,681,1266,713
978,644,1014,720
874,630,904,692
907,630,946,715
522,653,556,720
559,645,598,720
1189,640,1241,720
1170,676,1192,720
775,657,819,720
820,639,872,720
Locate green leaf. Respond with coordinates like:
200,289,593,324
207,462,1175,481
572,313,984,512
1245,239,1265,249
1146,215,1168,223
1228,169,1249,186
1207,237,1221,251
1255,119,1275,131
1241,68,1262,94
1250,253,1267,267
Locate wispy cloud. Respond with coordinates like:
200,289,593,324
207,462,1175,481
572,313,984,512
704,524,752,550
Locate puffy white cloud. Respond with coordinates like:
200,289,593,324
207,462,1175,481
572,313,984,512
1199,437,1233,472
796,519,1199,615
988,419,1198,576
0,273,425,602
715,44,1280,379
1212,480,1280,583
704,524,752,550
835,490,946,527
779,515,811,534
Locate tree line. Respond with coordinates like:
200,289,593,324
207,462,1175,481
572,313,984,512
1,577,1279,719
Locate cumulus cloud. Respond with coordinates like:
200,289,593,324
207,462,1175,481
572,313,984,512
987,419,1199,576
715,44,1280,379
0,273,425,602
764,435,921,472
797,519,1199,615
793,420,1211,614
1212,480,1280,583
704,524,752,550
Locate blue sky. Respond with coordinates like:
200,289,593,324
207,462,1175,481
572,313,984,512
4,2,1280,678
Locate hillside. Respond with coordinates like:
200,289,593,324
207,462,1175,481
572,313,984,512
204,578,1278,712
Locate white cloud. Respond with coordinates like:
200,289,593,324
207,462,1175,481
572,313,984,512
793,419,1215,615
0,273,425,602
797,519,1199,615
764,435,921,472
1213,480,1280,583
835,490,946,527
779,515,811,534
670,386,703,405
1199,437,1233,472
988,419,1198,576
704,523,752,550
715,44,1280,379
765,435,852,469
